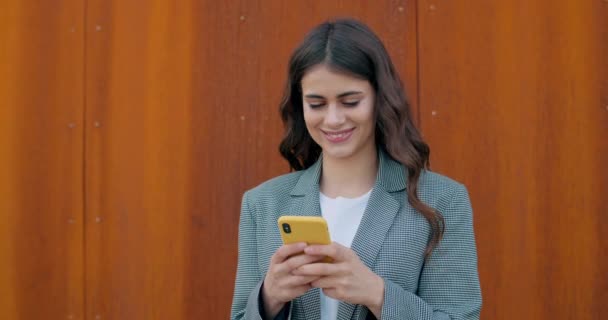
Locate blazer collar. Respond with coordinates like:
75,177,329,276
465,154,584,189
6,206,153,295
290,148,407,196
289,148,407,320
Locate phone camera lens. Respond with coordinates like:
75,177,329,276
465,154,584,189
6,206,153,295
282,223,291,234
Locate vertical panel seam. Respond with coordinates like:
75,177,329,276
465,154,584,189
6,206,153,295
82,0,88,319
415,0,422,129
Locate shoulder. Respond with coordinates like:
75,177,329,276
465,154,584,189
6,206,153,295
418,170,464,194
243,170,304,204
417,170,470,213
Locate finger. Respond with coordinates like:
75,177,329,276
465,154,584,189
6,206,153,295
321,288,340,300
271,242,307,264
274,284,313,303
283,254,326,271
310,276,338,289
304,242,350,261
292,262,341,277
284,275,320,287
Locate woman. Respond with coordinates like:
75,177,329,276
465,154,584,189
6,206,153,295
231,18,481,320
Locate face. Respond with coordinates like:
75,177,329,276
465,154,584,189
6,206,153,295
300,64,376,161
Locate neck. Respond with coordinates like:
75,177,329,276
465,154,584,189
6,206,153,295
320,145,378,198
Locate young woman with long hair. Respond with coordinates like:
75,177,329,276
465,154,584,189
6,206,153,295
231,18,481,320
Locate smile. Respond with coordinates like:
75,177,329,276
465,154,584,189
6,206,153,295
321,128,355,143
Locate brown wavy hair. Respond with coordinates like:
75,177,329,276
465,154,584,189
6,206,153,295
278,18,444,258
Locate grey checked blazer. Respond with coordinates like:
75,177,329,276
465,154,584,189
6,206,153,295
231,150,482,320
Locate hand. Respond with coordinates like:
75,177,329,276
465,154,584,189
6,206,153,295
292,242,385,317
262,243,325,318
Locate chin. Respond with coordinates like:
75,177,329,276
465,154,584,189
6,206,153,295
321,145,357,160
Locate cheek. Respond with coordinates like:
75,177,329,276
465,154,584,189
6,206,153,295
355,104,375,127
303,109,321,129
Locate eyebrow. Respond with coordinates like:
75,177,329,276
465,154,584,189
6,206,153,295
304,91,364,99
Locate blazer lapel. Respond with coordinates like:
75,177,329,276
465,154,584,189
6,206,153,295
288,158,323,320
337,150,406,320
287,155,323,218
287,150,407,320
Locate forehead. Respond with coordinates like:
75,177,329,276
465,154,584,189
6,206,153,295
301,64,371,96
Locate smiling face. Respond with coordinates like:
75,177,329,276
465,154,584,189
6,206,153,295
300,64,376,162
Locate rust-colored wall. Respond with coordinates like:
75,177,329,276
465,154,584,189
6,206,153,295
1,0,605,319
0,1,85,319
417,1,608,319
1,1,416,319
82,1,416,319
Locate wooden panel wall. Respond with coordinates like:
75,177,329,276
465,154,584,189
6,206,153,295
0,1,85,319
3,1,605,319
417,0,608,319
82,1,416,319
1,1,416,319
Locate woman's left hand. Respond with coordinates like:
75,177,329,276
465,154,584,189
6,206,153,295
292,242,385,317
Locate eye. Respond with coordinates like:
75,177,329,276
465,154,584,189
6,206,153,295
343,101,360,107
308,103,325,109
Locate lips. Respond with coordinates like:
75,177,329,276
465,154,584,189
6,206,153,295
322,128,355,143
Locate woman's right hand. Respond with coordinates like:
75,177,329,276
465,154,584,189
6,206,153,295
262,242,324,318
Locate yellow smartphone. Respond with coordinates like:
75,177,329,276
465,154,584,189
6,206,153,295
278,216,332,262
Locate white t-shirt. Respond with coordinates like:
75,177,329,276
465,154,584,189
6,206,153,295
319,189,372,320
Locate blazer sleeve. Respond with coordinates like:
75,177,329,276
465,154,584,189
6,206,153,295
379,183,482,319
230,191,291,320
231,191,265,320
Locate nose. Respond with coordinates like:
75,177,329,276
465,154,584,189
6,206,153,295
324,103,345,127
